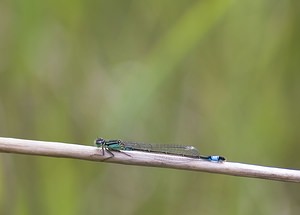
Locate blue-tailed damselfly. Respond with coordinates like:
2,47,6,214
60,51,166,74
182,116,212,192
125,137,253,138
95,137,226,162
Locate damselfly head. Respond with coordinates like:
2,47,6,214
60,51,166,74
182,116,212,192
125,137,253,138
94,137,105,147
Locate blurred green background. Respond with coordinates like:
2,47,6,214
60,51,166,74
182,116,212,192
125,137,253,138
1,0,300,214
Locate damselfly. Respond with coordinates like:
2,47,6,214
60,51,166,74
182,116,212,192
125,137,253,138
95,138,226,162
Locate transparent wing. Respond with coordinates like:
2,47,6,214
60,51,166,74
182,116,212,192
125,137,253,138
121,141,200,158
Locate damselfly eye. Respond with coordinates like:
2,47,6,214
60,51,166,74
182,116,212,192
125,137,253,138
95,137,105,146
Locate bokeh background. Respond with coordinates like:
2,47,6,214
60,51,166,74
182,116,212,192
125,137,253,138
1,0,300,214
